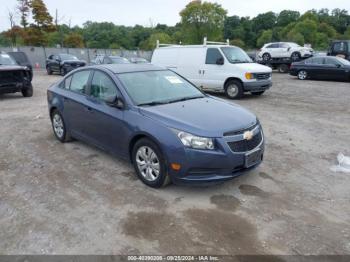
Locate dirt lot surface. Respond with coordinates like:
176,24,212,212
0,70,350,256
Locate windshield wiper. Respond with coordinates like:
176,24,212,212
137,101,168,107
167,96,204,104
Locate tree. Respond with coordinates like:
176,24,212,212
63,33,84,48
30,0,54,30
17,0,30,28
277,10,300,27
179,0,227,43
256,30,272,48
230,39,245,48
293,19,318,44
139,32,172,50
252,12,276,33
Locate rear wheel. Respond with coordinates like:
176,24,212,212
291,52,301,61
51,110,71,142
297,70,308,80
224,80,243,99
132,138,171,188
278,64,289,73
22,83,33,97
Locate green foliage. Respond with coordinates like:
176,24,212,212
179,0,227,43
30,0,54,30
63,33,84,48
252,12,277,34
139,33,173,50
257,30,273,48
276,10,300,27
230,39,245,48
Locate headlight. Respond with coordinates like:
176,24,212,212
175,130,214,150
245,73,255,80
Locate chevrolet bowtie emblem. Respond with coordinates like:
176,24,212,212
243,130,254,140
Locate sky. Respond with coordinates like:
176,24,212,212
0,0,349,31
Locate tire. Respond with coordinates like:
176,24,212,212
51,109,71,142
251,91,265,96
262,53,271,62
46,66,52,75
132,138,171,188
60,67,66,76
278,64,289,73
297,70,308,80
224,79,243,99
291,52,301,61
22,83,33,97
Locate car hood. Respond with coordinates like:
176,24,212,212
233,63,272,73
0,65,28,71
139,97,257,137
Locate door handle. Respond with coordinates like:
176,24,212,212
63,97,69,102
199,70,202,74
85,106,94,113
202,70,205,74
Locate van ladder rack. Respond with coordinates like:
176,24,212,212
156,40,181,48
203,37,229,46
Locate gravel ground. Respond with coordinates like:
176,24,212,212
0,70,349,255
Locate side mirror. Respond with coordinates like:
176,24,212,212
216,57,224,65
107,97,124,109
336,64,342,68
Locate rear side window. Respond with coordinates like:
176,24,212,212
90,71,118,101
266,44,278,48
205,48,223,64
70,70,90,94
307,57,324,64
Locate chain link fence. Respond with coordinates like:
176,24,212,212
0,46,153,68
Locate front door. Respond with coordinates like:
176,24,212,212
83,70,127,156
201,48,225,91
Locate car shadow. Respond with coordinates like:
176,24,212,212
0,93,27,100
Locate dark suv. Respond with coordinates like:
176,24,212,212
46,54,86,76
0,52,33,97
327,40,350,60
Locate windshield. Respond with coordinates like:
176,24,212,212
0,54,17,65
60,54,78,60
118,70,205,106
337,57,350,66
111,57,130,64
289,43,301,47
220,47,252,63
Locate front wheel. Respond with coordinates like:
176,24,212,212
60,67,66,76
22,84,33,97
297,70,308,80
224,80,243,99
132,138,171,188
262,53,271,61
46,66,52,75
291,52,301,61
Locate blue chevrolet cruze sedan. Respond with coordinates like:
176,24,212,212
47,64,264,188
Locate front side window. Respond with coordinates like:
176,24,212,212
205,48,223,64
324,58,340,66
70,70,90,94
90,71,118,101
118,70,204,106
0,54,17,65
221,47,252,64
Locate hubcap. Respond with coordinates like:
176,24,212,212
136,146,160,182
53,114,64,138
227,84,238,97
263,54,270,61
298,71,307,80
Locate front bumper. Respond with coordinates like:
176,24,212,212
243,79,272,92
167,127,265,185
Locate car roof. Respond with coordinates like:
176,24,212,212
96,63,165,74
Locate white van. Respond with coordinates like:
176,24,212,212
151,39,272,99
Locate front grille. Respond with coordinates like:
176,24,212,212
256,73,271,80
223,123,258,137
227,131,262,152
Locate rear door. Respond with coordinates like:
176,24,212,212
265,43,279,57
64,70,92,139
307,57,325,78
